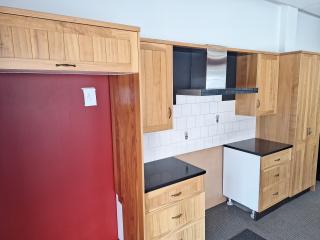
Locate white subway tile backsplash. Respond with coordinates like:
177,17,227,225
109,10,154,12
200,126,209,138
200,102,210,114
187,116,196,128
209,102,218,113
173,105,182,118
181,104,191,116
175,118,186,130
176,95,186,104
218,100,235,112
191,103,201,115
208,125,217,136
143,97,256,162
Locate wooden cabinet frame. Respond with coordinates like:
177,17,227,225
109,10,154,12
0,6,139,74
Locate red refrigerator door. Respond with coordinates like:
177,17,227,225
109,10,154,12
0,74,118,240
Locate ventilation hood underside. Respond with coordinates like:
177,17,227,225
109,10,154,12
176,88,258,96
173,47,258,97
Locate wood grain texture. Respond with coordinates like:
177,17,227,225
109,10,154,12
160,218,204,240
256,54,299,143
140,42,173,132
259,180,289,212
145,176,204,213
0,6,140,32
261,149,291,170
257,52,320,197
235,53,279,116
261,163,290,189
259,149,292,212
141,37,279,55
235,54,258,116
0,10,139,73
176,147,226,209
145,193,205,240
109,74,145,240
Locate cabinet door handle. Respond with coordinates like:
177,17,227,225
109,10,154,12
168,107,172,119
171,213,183,219
56,63,77,67
274,158,281,162
256,99,261,109
272,192,279,196
171,192,182,197
274,174,280,177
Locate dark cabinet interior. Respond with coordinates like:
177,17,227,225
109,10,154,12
173,47,237,104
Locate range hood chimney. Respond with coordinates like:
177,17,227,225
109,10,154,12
175,48,258,96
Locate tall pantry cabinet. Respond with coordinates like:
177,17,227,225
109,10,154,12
257,52,320,197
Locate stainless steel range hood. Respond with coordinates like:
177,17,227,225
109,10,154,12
175,48,258,96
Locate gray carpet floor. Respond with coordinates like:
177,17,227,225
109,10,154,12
205,182,320,240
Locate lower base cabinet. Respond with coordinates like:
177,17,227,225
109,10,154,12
223,147,292,216
145,176,205,240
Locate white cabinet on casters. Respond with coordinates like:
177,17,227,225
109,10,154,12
223,139,292,219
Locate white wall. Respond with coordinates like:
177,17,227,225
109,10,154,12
0,0,281,52
296,11,320,52
144,96,256,162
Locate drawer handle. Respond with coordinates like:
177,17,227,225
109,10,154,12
171,192,182,197
274,174,280,177
168,107,172,119
272,192,279,196
56,63,77,67
274,158,281,162
171,213,183,219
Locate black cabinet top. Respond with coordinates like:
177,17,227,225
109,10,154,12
224,138,293,157
144,157,206,193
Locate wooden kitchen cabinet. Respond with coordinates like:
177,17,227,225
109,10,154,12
235,53,279,116
223,145,292,218
0,7,139,73
257,52,320,197
145,176,205,240
140,41,173,133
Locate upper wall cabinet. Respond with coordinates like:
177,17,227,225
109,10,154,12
235,53,279,116
140,41,173,133
0,7,139,73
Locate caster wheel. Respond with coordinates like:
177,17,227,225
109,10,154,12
227,198,233,206
250,210,256,220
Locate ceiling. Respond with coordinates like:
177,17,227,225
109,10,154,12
268,0,320,17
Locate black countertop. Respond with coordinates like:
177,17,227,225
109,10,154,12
144,157,206,193
224,138,293,157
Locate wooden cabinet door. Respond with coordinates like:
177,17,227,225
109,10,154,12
290,141,306,196
302,55,320,190
306,55,320,139
295,54,314,142
141,42,173,132
0,12,139,73
235,54,279,116
256,54,279,116
303,137,319,190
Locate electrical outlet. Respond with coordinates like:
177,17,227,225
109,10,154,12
184,131,189,140
82,87,97,107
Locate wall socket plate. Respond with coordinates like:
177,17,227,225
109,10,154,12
82,87,97,107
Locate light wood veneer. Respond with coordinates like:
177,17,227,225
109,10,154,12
145,176,205,240
0,6,139,74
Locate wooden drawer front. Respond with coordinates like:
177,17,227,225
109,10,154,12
261,149,291,170
261,163,290,189
260,180,289,211
146,193,205,240
145,176,204,213
161,219,204,240
0,13,138,73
